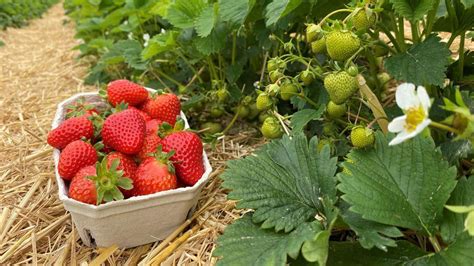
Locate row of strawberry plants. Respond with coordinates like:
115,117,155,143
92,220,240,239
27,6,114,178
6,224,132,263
0,0,58,30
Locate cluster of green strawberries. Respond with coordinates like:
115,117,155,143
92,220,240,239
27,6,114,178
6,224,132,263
256,4,381,148
47,80,205,205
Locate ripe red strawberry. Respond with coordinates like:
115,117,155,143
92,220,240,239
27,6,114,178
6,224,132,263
142,93,181,125
47,117,94,149
129,106,151,122
146,119,163,135
106,152,137,198
161,131,204,186
137,133,162,161
58,140,97,180
65,98,98,119
102,109,146,155
132,152,177,196
107,79,149,107
69,158,133,205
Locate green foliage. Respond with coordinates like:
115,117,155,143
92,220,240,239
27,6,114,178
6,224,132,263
0,0,58,29
389,0,437,22
290,106,326,133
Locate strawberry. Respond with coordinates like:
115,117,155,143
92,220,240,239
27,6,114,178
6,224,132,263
129,106,151,122
132,149,178,196
102,109,146,155
352,9,375,31
137,133,162,161
280,83,298,101
69,158,133,205
256,93,273,111
146,119,163,135
47,117,94,149
65,97,98,119
142,93,181,125
160,127,204,186
324,71,359,104
58,140,97,180
106,152,137,198
311,37,326,54
261,116,283,139
325,30,360,61
350,126,375,148
326,101,347,118
106,79,149,107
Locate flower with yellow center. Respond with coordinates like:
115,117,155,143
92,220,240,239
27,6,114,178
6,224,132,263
388,83,431,146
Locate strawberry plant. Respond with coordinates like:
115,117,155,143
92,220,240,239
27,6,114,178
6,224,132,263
0,0,58,29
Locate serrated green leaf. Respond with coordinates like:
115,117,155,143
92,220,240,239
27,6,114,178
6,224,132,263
290,106,325,133
338,133,457,235
441,177,474,243
221,133,338,232
166,0,207,28
150,0,171,16
389,0,436,21
265,0,302,26
405,233,474,265
340,202,403,251
214,214,322,266
327,241,426,266
141,31,178,59
219,0,256,25
385,35,450,86
194,4,218,37
194,24,227,55
440,139,473,165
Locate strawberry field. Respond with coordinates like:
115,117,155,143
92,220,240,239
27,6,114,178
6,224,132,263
0,0,473,265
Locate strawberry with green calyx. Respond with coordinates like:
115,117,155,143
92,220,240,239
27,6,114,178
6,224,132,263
269,70,284,83
259,111,272,123
265,83,280,97
326,30,361,61
47,116,94,149
261,117,283,139
267,58,286,73
201,122,223,134
58,140,98,180
324,71,359,104
306,23,322,43
352,9,376,31
256,93,273,111
350,126,375,148
311,37,327,54
327,101,347,118
106,79,149,107
132,147,178,196
216,88,229,102
210,105,225,118
137,133,162,161
146,119,163,135
347,65,359,77
280,82,298,101
159,122,205,186
141,91,181,126
102,108,146,155
65,97,98,119
300,70,315,85
106,152,137,198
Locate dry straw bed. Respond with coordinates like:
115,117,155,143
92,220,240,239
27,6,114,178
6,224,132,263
0,3,264,265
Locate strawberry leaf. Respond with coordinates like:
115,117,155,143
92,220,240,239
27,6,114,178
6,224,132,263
221,133,338,232
218,0,256,26
338,133,457,235
213,213,322,266
389,0,437,22
265,0,303,26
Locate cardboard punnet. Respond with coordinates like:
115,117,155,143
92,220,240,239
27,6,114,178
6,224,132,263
51,91,212,248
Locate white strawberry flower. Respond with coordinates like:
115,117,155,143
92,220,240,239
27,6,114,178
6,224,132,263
143,33,150,47
388,83,431,146
127,32,133,40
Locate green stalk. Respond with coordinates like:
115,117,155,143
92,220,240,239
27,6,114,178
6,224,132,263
317,9,353,26
430,121,461,134
222,106,241,135
423,0,441,37
344,47,365,69
458,31,466,80
207,57,218,81
429,236,442,253
410,21,420,43
154,69,183,88
175,51,203,83
445,0,458,30
379,23,402,53
231,32,236,65
397,16,407,51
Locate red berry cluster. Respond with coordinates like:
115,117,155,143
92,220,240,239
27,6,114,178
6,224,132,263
47,79,205,205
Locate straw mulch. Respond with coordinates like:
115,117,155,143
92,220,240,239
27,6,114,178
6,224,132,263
0,3,264,265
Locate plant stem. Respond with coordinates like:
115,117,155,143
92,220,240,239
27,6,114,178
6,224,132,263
429,236,442,253
430,121,461,134
284,92,319,108
379,23,402,53
410,21,420,43
222,106,241,135
154,69,183,88
458,31,465,80
231,32,237,65
447,33,457,48
423,0,441,37
344,47,365,69
397,16,407,51
318,9,353,26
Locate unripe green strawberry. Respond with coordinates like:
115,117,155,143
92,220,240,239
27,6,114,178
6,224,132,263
267,58,286,72
350,126,375,148
280,83,298,101
347,65,359,77
326,31,361,61
261,117,283,139
311,37,326,54
256,93,273,111
216,88,229,102
377,72,391,86
373,45,388,57
210,105,225,118
306,24,321,43
201,122,222,134
259,111,271,123
300,70,315,85
327,101,347,118
270,70,284,83
352,10,375,31
246,103,260,121
234,105,249,118
324,71,359,104
322,123,337,136
317,139,332,152
266,83,280,97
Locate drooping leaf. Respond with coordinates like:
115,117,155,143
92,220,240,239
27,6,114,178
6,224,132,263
265,0,303,26
221,133,338,232
142,31,178,59
441,177,474,243
214,214,322,266
339,202,403,251
290,106,325,133
194,3,218,37
150,0,171,17
166,0,207,29
389,0,437,21
327,241,426,266
194,24,227,55
338,133,457,235
385,35,450,86
405,233,474,265
219,0,256,25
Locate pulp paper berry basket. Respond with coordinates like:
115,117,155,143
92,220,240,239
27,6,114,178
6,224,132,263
51,90,212,248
